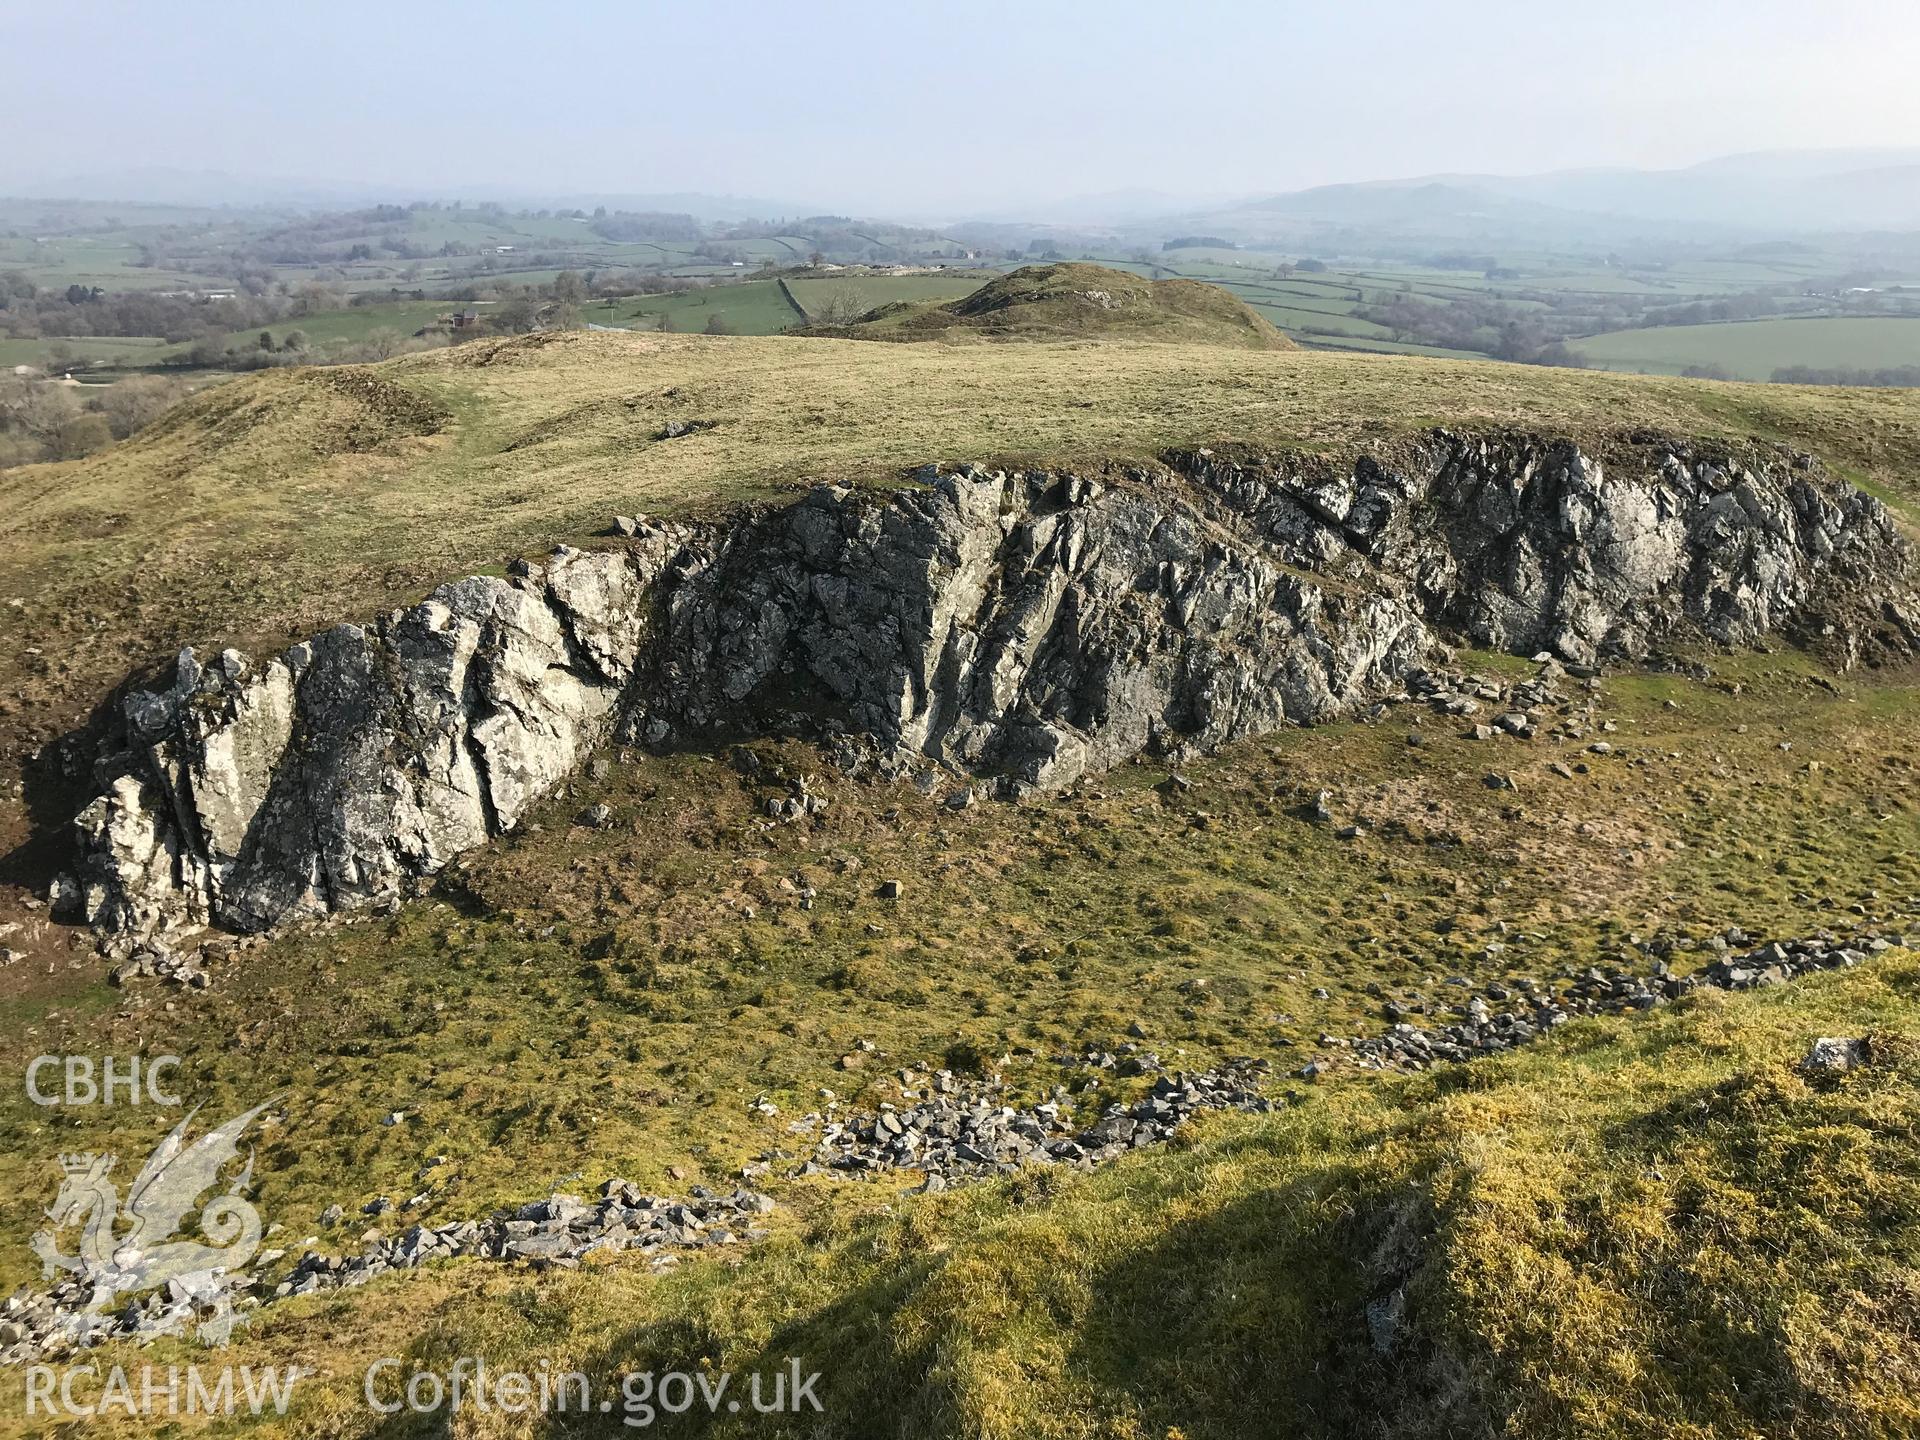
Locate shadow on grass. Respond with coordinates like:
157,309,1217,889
420,1154,1462,1439
1059,1177,1484,1440
516,1257,946,1440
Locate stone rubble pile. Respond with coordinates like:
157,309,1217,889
763,773,829,825
278,1181,774,1297
0,1182,772,1365
1384,659,1600,742
2,1274,237,1360
792,1057,1276,1189
105,939,213,989
1333,915,1919,1074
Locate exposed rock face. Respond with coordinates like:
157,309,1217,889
1189,435,1913,665
68,544,661,937
60,432,1917,945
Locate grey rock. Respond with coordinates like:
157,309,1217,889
1366,1290,1406,1356
1802,1036,1868,1074
65,437,1919,946
1344,926,1903,1077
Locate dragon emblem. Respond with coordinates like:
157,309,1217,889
31,1097,279,1346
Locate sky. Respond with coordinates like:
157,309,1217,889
5,0,1920,217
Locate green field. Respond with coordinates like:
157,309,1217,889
1087,254,1500,361
0,197,926,303
0,233,234,294
271,298,466,345
11,197,1920,386
0,274,1001,372
0,334,171,370
784,272,988,319
1296,333,1494,359
1241,303,1399,339
0,302,465,372
1575,316,1920,379
583,279,806,335
579,273,1001,336
1078,248,1920,373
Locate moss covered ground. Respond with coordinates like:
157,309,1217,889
0,645,1914,1436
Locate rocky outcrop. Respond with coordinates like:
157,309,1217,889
58,431,1918,946
1187,435,1915,665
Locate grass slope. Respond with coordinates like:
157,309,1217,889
804,263,1297,350
0,651,1916,1435
4,324,1920,1436
3,328,1920,895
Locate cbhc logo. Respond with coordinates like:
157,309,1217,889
26,1056,183,1107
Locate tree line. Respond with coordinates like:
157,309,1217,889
0,372,188,468
1771,364,1920,387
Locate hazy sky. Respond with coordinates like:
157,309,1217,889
7,0,1920,216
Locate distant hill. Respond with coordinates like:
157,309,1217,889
1155,149,1920,247
806,262,1296,349
0,166,816,219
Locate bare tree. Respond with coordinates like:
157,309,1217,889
54,411,114,460
359,328,406,361
293,281,345,316
99,375,189,439
494,296,540,333
814,284,869,327
0,372,79,448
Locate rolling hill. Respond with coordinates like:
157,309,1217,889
802,262,1296,349
1151,149,1920,247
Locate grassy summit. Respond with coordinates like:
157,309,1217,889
6,331,1919,735
803,262,1298,349
1,324,1919,1436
